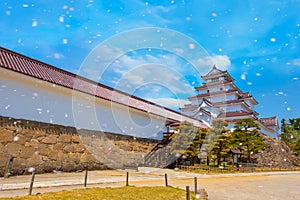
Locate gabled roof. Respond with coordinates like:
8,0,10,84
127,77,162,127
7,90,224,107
201,98,214,107
0,46,208,128
205,65,224,76
201,65,234,81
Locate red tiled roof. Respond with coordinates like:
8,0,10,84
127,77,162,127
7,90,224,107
0,46,208,128
218,110,255,118
199,108,212,116
259,116,278,127
202,98,214,107
214,99,244,105
188,89,238,100
194,80,232,90
242,92,250,98
242,92,258,104
179,104,212,117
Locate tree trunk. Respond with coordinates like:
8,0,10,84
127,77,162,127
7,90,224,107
206,156,209,166
217,142,223,166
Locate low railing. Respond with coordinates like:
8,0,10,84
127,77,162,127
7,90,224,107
176,164,300,173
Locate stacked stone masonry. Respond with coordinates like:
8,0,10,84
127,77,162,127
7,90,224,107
0,116,157,176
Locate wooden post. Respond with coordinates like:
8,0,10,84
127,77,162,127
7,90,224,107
194,177,197,194
126,172,129,186
84,169,88,188
186,186,190,200
28,171,35,195
165,173,168,187
4,155,14,178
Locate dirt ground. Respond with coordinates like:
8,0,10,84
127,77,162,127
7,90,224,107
0,169,299,200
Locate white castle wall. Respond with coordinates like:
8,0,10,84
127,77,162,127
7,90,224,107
0,68,167,139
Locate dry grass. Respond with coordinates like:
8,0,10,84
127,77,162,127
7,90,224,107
1,186,200,200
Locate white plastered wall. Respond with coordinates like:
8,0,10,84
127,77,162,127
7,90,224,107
0,68,166,138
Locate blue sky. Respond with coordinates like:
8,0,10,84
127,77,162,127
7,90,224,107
1,0,300,123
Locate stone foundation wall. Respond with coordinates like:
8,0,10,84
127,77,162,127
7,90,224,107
0,116,158,177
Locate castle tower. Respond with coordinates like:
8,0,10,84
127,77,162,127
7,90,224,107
180,65,279,138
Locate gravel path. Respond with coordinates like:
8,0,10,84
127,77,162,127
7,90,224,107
0,168,299,200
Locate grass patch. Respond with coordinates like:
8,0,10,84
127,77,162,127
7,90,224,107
1,186,200,200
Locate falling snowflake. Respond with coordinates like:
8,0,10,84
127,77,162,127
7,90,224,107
59,16,64,23
270,38,276,42
185,16,191,21
241,74,246,80
28,167,35,173
287,107,291,111
32,20,38,27
211,12,217,17
13,136,19,141
54,53,61,59
33,92,38,97
62,39,68,44
189,43,195,49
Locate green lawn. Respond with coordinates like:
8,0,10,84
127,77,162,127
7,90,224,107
2,186,200,200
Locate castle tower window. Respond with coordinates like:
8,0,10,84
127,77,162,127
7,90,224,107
211,77,219,82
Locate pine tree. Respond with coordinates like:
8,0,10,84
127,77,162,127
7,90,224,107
281,118,300,155
169,121,208,165
169,121,196,165
210,120,231,166
230,118,266,163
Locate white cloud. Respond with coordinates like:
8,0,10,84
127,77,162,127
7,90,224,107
211,55,231,70
196,55,231,72
291,59,300,66
114,64,195,96
147,97,189,109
